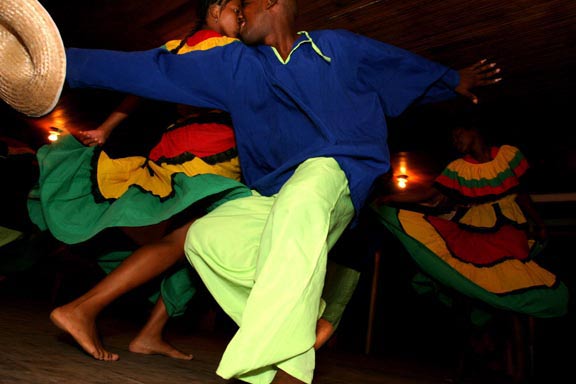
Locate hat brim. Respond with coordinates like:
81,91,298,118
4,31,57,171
0,0,66,117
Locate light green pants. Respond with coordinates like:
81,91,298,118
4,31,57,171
185,157,354,384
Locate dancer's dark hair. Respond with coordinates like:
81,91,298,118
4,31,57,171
170,0,231,54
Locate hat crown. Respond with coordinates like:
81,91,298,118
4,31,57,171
0,0,66,117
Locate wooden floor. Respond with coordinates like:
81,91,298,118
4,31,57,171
0,289,482,384
1,234,574,384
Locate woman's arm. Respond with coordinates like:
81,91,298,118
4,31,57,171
516,191,549,241
75,94,141,146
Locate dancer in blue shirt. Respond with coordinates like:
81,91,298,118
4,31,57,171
4,0,502,383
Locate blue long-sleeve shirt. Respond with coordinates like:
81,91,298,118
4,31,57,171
66,29,460,218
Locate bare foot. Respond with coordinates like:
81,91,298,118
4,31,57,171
50,306,119,361
129,336,193,360
314,318,335,350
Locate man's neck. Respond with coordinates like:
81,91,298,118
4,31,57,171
265,22,298,60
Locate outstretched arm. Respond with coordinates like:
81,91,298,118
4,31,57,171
377,186,445,206
75,94,141,146
455,59,502,104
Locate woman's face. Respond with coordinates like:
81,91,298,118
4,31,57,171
217,0,245,38
451,126,476,154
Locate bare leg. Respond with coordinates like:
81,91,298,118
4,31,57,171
128,295,193,360
271,369,306,384
314,318,335,350
122,221,169,246
50,222,193,361
314,260,361,350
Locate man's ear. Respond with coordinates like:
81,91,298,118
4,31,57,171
266,0,279,10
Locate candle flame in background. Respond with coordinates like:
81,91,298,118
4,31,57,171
48,127,62,142
396,174,408,189
395,152,409,189
22,104,73,144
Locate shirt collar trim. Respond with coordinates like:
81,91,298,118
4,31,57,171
270,31,332,64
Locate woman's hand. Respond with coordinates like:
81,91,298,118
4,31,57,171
73,128,110,147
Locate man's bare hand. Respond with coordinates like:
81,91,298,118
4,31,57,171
455,59,502,104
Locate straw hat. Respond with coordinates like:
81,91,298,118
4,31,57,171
0,0,65,117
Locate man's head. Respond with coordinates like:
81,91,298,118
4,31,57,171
239,0,298,46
